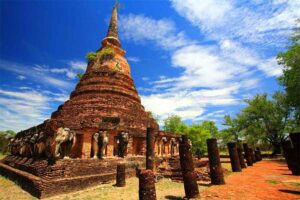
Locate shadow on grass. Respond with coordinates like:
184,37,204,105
165,195,183,200
281,173,294,176
276,168,289,171
279,189,300,195
197,183,212,187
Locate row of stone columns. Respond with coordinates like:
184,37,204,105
116,132,265,199
282,133,300,175
207,140,264,185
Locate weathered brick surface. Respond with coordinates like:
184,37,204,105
0,155,145,198
139,170,157,200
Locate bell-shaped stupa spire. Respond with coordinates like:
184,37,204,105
103,5,120,47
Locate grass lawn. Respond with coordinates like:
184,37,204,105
0,157,233,199
0,175,211,200
0,153,5,160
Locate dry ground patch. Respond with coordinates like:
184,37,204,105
0,175,210,200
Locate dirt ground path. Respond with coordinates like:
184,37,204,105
201,159,300,200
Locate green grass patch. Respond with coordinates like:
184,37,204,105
219,151,229,156
266,180,281,184
0,152,5,160
290,182,300,188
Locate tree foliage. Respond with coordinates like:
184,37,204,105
201,120,218,138
277,19,300,126
163,115,187,134
163,115,216,155
223,92,292,154
0,130,16,153
187,124,211,155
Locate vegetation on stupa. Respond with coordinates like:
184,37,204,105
86,47,116,63
86,52,98,62
77,73,84,79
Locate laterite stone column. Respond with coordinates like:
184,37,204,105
227,142,242,172
243,143,253,166
237,147,247,168
146,127,156,171
116,163,126,187
282,140,292,170
139,170,157,200
290,133,300,175
207,138,225,185
255,147,262,161
179,135,200,199
249,148,256,163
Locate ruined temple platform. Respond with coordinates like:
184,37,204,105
0,155,146,198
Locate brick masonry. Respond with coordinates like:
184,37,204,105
0,155,146,198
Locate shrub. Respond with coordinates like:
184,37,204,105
98,47,116,61
77,73,83,79
115,61,122,71
86,52,98,62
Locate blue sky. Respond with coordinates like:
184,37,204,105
0,0,299,132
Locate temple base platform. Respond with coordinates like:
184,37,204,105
0,155,146,198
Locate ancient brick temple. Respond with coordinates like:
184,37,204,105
0,6,179,198
15,6,178,159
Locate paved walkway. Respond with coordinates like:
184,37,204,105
201,159,300,200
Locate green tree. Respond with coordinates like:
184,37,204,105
187,124,211,155
218,129,236,147
277,19,300,126
222,114,244,142
163,115,187,134
201,120,219,138
0,130,16,153
239,92,292,154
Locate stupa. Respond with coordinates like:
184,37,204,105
16,6,159,159
0,5,179,198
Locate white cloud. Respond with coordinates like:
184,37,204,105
0,88,68,131
141,77,149,81
258,58,282,77
17,75,26,80
171,0,233,28
0,60,73,88
194,110,226,121
68,60,87,71
34,61,86,79
141,86,240,121
119,12,279,123
19,86,31,90
170,0,300,45
127,56,140,63
119,14,193,49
